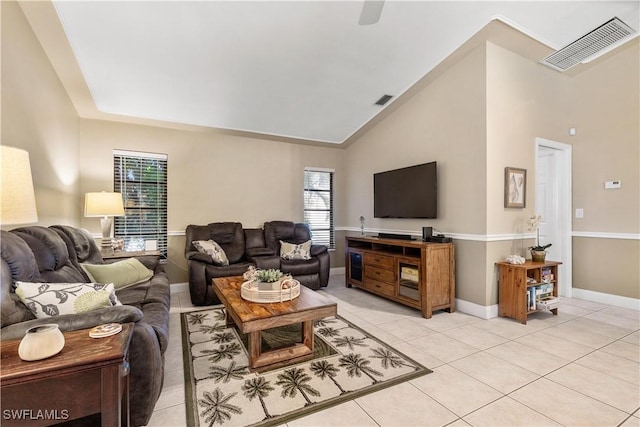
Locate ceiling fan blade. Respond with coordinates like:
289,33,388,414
359,0,384,25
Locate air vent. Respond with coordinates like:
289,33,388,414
540,17,635,72
375,94,393,106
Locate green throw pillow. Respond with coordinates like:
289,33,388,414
15,282,121,319
81,258,153,290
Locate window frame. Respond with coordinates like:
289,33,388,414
303,167,335,249
113,149,168,259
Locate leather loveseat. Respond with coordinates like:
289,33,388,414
1,225,170,426
185,220,330,306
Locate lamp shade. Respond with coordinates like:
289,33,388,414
0,146,38,225
84,192,125,217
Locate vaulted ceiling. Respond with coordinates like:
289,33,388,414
25,1,640,144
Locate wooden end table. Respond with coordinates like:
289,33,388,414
101,250,161,261
212,276,337,371
1,323,133,427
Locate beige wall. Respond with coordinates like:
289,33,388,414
486,42,570,234
570,41,639,234
1,1,80,227
78,119,344,283
344,44,488,236
569,40,640,298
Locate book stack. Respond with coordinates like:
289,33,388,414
527,281,558,311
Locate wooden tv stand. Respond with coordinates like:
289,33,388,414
345,236,455,318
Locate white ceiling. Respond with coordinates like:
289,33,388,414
52,1,639,144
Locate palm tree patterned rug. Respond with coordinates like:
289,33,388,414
182,307,432,427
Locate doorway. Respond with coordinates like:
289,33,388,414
535,138,572,297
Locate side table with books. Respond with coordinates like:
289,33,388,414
496,260,562,324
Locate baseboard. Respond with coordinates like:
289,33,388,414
571,288,640,311
330,267,345,276
170,282,189,294
455,299,499,319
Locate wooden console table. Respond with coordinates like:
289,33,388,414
1,324,133,426
345,236,455,318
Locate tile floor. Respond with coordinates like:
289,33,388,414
149,275,640,427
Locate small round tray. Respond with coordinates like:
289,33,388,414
241,279,301,303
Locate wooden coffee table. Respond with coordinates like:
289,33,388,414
212,276,337,371
1,323,133,427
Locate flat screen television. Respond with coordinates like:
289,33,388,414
374,161,437,218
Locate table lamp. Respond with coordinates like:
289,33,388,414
1,146,39,225
84,192,124,251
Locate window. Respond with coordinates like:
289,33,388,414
113,150,168,259
303,168,334,248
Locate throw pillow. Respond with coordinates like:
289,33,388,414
81,258,153,290
280,240,312,260
193,240,229,266
15,282,121,319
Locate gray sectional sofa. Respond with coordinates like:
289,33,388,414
0,225,170,426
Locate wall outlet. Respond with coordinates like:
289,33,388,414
575,208,584,218
605,181,621,189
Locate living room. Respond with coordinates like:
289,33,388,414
2,1,639,426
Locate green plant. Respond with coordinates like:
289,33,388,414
527,215,552,252
255,269,283,283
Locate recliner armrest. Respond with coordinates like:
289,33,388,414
186,251,215,264
310,245,328,256
0,305,144,341
245,247,275,257
251,255,281,270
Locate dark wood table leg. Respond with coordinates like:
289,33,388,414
101,362,129,427
101,365,120,427
121,362,130,427
302,320,314,350
248,330,262,370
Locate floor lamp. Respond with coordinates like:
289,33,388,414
84,192,124,252
1,146,39,226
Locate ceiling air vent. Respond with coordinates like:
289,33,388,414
540,17,635,72
375,94,393,106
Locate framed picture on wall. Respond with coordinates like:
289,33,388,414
504,167,526,208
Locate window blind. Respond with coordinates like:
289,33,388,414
303,168,334,248
113,150,168,259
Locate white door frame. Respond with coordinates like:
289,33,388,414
535,138,572,297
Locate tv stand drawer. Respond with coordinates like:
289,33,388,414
364,279,395,297
364,253,394,269
365,266,395,283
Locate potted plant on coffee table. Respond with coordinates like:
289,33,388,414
527,215,552,262
255,268,284,290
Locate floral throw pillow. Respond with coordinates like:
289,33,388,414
15,282,121,319
280,240,312,260
193,240,229,265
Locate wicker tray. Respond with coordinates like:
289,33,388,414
240,279,301,303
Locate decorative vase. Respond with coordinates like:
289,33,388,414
18,324,65,361
531,250,546,263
